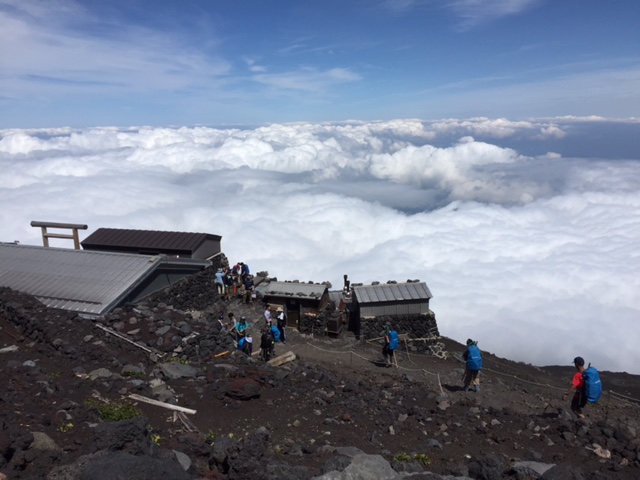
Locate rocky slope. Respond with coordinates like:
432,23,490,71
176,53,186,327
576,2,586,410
0,265,639,480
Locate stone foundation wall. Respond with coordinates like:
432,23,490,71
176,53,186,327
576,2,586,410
359,312,443,355
298,302,335,335
296,301,445,357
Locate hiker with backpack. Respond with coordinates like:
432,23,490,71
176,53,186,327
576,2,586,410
237,332,253,356
260,325,274,362
562,356,602,418
223,268,234,300
382,325,399,367
462,338,483,392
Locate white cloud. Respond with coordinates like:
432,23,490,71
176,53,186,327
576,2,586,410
446,0,542,29
429,117,567,139
253,67,361,92
1,119,639,374
0,1,230,100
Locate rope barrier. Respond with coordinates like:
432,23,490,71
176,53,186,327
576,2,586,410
609,390,640,406
482,366,565,391
297,339,640,408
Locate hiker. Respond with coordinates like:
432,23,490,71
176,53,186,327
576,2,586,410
260,326,274,362
223,268,234,300
236,316,249,339
238,332,253,356
231,263,241,278
382,325,393,367
264,304,272,326
241,262,250,282
214,268,225,296
244,333,253,356
243,275,255,304
276,306,287,344
562,356,587,418
462,338,483,392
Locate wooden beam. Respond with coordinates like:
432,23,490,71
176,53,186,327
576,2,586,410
267,351,296,367
95,323,165,358
30,221,88,229
41,233,76,240
128,393,197,414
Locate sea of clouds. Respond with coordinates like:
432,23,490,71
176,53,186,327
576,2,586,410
1,117,639,374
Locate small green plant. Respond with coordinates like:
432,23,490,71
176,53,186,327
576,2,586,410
413,453,431,465
85,399,142,421
165,357,189,365
123,370,146,379
57,422,74,432
151,433,161,445
205,430,216,444
50,372,61,380
393,452,411,462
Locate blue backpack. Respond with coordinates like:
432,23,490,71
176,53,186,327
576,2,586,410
388,331,399,351
466,345,483,371
237,337,246,350
583,366,602,403
271,325,281,343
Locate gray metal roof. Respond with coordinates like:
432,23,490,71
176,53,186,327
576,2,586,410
256,281,328,300
353,282,433,304
0,243,165,315
81,228,221,254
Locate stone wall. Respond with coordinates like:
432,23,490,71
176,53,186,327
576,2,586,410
298,302,336,335
359,312,444,356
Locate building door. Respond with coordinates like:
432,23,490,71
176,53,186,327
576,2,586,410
285,300,299,327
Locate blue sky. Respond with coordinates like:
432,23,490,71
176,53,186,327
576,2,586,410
1,0,639,128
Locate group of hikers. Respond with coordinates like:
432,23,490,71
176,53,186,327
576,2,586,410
214,262,255,304
382,328,602,419
461,338,602,418
217,259,603,419
221,304,288,362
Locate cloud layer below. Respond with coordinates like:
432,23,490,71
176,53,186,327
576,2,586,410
1,117,639,373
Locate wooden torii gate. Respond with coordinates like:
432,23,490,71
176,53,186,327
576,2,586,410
30,221,88,250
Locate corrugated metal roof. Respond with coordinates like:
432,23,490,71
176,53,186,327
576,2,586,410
81,228,221,253
256,281,327,300
353,282,433,304
0,243,162,315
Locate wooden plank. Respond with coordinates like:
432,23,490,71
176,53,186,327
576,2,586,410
95,323,165,358
128,393,197,414
267,351,296,367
